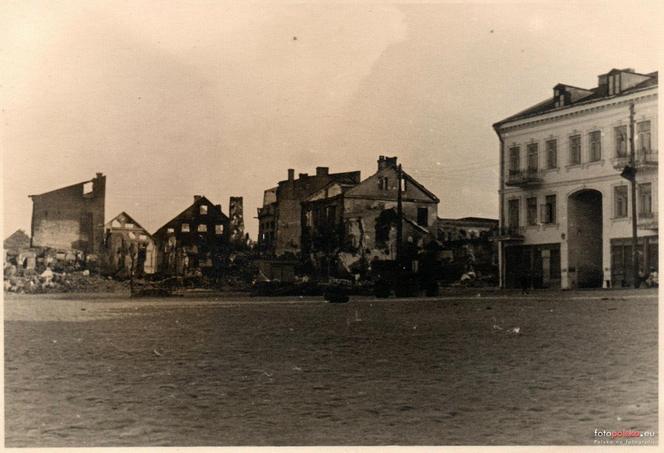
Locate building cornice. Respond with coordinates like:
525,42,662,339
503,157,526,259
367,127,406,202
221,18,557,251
496,87,657,134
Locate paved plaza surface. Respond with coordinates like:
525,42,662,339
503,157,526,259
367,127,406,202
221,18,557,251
4,289,658,446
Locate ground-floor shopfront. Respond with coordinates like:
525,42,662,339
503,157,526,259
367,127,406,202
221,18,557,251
503,235,658,289
610,235,658,287
504,243,561,289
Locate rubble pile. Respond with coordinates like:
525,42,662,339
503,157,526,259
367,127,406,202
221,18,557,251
4,248,128,294
4,266,129,294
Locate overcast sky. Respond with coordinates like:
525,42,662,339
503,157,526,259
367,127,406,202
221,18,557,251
2,1,661,239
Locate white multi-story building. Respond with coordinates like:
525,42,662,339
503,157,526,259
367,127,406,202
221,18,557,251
494,68,657,289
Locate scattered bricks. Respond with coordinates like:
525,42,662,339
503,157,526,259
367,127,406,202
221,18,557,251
4,270,129,294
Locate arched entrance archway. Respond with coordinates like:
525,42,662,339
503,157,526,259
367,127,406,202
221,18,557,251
567,189,603,288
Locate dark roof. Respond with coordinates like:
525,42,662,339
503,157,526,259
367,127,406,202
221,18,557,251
278,171,361,187
494,70,658,128
437,217,498,228
154,196,228,236
457,217,498,223
330,171,363,186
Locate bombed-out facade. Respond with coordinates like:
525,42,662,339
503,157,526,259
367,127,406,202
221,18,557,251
29,173,106,255
256,187,278,253
153,196,230,277
494,68,658,289
103,212,157,277
301,156,439,276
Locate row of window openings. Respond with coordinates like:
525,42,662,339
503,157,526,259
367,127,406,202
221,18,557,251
167,224,224,234
507,195,557,228
508,121,652,172
507,183,653,228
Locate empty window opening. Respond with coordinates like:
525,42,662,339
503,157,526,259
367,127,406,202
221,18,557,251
417,207,428,227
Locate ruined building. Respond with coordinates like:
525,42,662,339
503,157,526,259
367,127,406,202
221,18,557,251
494,68,657,289
4,229,31,255
229,196,245,245
4,229,33,269
256,187,277,253
103,212,157,277
301,156,440,276
153,195,230,277
436,217,498,283
28,173,106,255
257,167,362,257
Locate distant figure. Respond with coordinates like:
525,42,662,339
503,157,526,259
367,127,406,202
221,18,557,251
136,243,147,277
520,272,529,295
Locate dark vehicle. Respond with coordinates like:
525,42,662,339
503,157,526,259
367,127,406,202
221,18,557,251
323,285,350,303
371,260,420,298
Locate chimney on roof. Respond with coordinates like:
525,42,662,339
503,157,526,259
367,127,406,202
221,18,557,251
287,169,294,181
597,73,609,96
316,166,329,176
378,155,397,171
194,195,202,202
92,172,106,195
299,173,308,179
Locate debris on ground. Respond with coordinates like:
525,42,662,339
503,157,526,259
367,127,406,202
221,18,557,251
4,269,129,294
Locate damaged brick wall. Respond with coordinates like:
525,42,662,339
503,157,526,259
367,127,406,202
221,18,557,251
29,173,106,254
343,198,437,261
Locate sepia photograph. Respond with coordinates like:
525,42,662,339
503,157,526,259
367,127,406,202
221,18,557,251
2,0,660,449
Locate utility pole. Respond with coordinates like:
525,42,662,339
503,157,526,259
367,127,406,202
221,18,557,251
628,103,639,287
396,163,403,265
